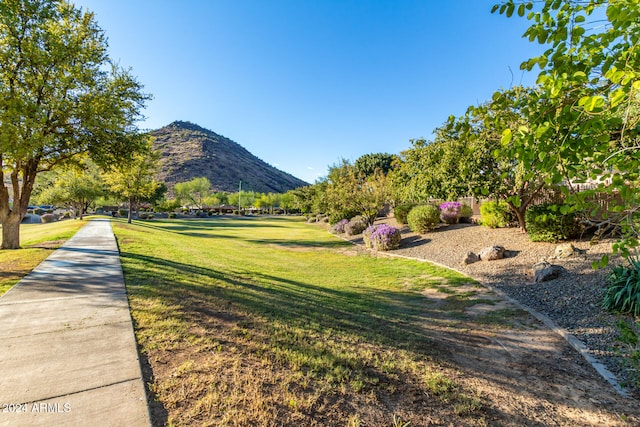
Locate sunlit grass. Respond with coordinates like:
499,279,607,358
113,216,486,425
0,219,87,295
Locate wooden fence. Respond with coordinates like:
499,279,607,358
427,187,624,217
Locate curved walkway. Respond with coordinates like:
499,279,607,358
0,219,150,427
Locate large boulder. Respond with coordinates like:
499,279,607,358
533,261,566,282
478,245,506,261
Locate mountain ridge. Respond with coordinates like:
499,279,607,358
150,121,308,194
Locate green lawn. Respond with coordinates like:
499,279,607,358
0,219,87,295
113,216,486,426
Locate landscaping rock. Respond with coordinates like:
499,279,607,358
463,251,480,265
533,261,566,282
553,243,576,259
478,245,505,261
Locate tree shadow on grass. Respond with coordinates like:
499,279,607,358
120,251,568,386
113,217,286,232
120,251,439,357
246,238,350,249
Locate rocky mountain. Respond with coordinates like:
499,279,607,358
150,121,308,194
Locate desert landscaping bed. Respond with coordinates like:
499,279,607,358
345,217,639,398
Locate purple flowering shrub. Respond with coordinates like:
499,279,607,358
439,201,462,224
344,216,367,236
330,219,349,234
363,224,401,251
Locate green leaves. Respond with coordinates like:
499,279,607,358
501,128,512,145
0,0,149,243
492,1,532,18
578,95,605,112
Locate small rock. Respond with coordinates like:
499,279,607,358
553,243,576,259
533,261,566,282
478,245,505,261
463,251,480,264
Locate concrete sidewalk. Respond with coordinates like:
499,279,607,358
0,219,151,427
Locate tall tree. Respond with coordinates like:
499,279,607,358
0,0,149,248
354,153,396,178
325,160,390,225
391,87,550,231
103,137,161,224
34,157,105,219
472,87,550,231
174,177,211,210
495,0,640,252
288,185,318,214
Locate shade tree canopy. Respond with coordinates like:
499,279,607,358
391,86,550,231
0,0,149,248
174,177,212,210
103,137,161,224
33,157,105,220
494,0,640,253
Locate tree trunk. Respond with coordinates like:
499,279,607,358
507,200,529,232
0,160,38,249
514,207,527,232
1,213,23,249
128,197,133,224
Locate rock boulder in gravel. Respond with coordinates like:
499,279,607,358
478,245,505,261
463,252,480,264
554,243,576,259
533,261,566,282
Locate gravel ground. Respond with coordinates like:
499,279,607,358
346,218,639,397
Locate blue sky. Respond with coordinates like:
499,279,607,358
72,0,544,184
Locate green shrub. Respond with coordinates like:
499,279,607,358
603,257,640,317
525,203,581,242
407,204,440,234
344,216,367,236
460,203,473,218
138,212,148,219
168,213,177,219
41,213,55,223
34,208,45,215
394,204,416,225
479,201,510,228
118,208,129,217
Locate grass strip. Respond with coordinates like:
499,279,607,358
113,216,486,425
